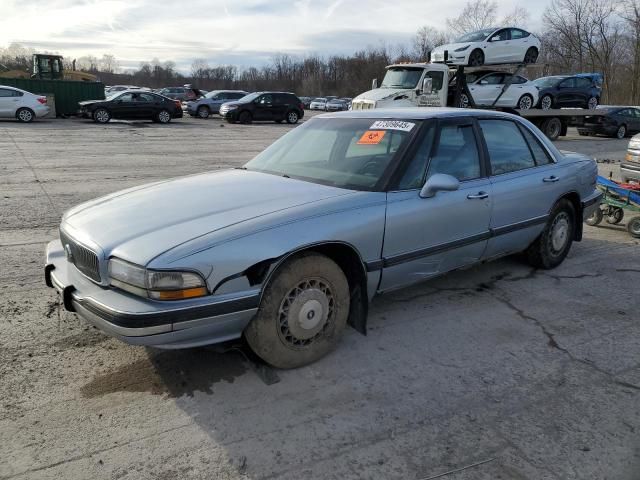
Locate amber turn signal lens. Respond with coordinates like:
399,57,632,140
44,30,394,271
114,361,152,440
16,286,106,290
150,287,208,300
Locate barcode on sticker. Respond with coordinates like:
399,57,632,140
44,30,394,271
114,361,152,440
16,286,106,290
369,120,415,132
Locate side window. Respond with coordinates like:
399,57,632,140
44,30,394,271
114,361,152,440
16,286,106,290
426,71,444,91
118,93,134,102
427,124,481,182
480,74,504,85
138,93,156,102
479,120,536,175
398,125,436,189
0,89,15,97
560,78,576,88
520,126,553,165
490,29,510,42
511,76,527,85
575,78,592,88
232,93,246,99
259,94,273,104
510,28,529,39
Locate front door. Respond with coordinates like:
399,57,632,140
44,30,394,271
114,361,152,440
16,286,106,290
556,78,578,107
477,118,571,259
253,94,274,121
485,29,511,63
380,119,492,291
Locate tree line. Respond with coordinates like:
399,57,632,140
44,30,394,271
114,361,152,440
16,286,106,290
2,0,640,103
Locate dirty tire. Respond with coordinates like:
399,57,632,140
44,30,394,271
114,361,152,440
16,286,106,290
245,253,350,369
585,207,603,226
627,216,640,238
541,117,562,140
239,111,252,124
526,199,575,269
606,207,624,225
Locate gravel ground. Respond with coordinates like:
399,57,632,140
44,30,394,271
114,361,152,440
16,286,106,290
1,113,639,480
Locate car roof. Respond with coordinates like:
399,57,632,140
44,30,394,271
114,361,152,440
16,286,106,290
317,107,522,121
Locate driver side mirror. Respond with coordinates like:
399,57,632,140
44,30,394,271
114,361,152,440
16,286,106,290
419,173,460,198
422,77,433,94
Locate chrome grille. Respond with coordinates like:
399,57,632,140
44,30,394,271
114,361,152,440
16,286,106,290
352,100,375,110
59,230,101,282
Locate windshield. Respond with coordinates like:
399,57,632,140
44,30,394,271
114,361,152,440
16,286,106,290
237,92,261,102
455,29,495,43
313,98,327,102
533,77,565,88
205,91,221,99
381,67,424,89
106,92,123,100
244,118,419,190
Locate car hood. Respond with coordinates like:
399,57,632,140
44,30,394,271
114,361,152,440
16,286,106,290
221,101,243,108
353,87,413,103
61,169,356,266
78,99,105,107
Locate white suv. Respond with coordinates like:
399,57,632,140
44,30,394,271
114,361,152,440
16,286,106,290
0,85,50,122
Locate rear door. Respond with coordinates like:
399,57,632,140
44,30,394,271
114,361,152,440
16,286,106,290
478,118,570,259
380,119,492,291
508,29,531,62
574,77,593,107
272,94,289,120
0,88,19,116
136,93,158,118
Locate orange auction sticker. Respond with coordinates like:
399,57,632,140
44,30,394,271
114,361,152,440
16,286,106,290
357,130,386,145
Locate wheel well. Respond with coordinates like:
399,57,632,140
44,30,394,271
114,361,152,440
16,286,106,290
258,243,369,335
558,192,582,241
16,107,34,115
198,105,209,110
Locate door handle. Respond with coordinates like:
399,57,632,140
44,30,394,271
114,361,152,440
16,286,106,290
467,192,489,199
543,176,560,183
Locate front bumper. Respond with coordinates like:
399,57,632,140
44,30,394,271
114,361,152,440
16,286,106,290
45,240,258,349
578,124,617,136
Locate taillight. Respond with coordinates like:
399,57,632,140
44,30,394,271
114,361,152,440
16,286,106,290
37,97,47,105
300,103,304,111
174,100,181,108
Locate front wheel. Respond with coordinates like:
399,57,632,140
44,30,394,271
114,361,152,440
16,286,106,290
197,106,210,119
244,253,350,369
459,93,471,108
526,199,575,269
286,110,299,124
517,94,534,110
239,111,252,124
468,49,484,67
16,108,34,123
93,108,111,124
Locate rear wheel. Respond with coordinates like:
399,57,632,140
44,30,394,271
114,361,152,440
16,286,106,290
286,110,299,124
459,93,471,108
16,108,34,123
239,111,252,124
197,106,210,119
541,117,562,140
587,96,598,109
526,199,575,269
627,216,640,238
244,253,350,369
468,49,484,67
93,108,110,124
156,109,171,124
616,125,627,139
540,94,553,110
524,47,538,64
517,94,534,110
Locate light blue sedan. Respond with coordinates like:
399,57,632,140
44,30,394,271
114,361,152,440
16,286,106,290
186,90,248,118
45,109,602,368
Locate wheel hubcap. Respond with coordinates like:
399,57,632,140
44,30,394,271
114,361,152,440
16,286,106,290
96,110,108,122
19,110,32,121
542,97,552,109
632,221,640,234
519,96,532,109
460,94,469,108
198,108,207,118
618,127,626,138
289,113,297,122
278,279,334,347
159,111,170,122
588,98,597,109
550,213,570,253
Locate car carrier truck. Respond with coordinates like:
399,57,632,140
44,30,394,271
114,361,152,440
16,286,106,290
350,61,604,140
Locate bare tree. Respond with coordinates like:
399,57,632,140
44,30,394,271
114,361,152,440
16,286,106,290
100,54,118,73
445,0,498,36
413,26,448,61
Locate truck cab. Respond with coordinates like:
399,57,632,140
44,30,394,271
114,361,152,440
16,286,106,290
351,63,449,110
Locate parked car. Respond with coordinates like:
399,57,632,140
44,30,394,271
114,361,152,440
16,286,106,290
186,90,248,118
431,27,541,66
533,75,601,110
299,96,313,109
0,85,49,122
156,87,202,102
219,92,304,124
325,98,349,111
622,134,640,183
79,90,183,124
577,107,640,139
45,109,601,368
310,98,328,110
452,70,539,109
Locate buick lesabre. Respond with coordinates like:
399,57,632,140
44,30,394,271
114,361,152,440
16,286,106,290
45,109,602,368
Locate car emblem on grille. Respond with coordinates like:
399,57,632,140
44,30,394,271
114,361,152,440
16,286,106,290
64,243,74,262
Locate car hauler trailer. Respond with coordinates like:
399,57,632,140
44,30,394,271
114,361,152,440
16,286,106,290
351,61,606,140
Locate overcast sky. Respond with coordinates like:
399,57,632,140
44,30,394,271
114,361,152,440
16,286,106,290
1,0,548,72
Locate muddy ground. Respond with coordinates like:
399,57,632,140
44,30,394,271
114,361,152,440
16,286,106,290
1,113,639,479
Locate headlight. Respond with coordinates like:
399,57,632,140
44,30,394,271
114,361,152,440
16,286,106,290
108,258,208,301
455,45,471,52
223,105,238,110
